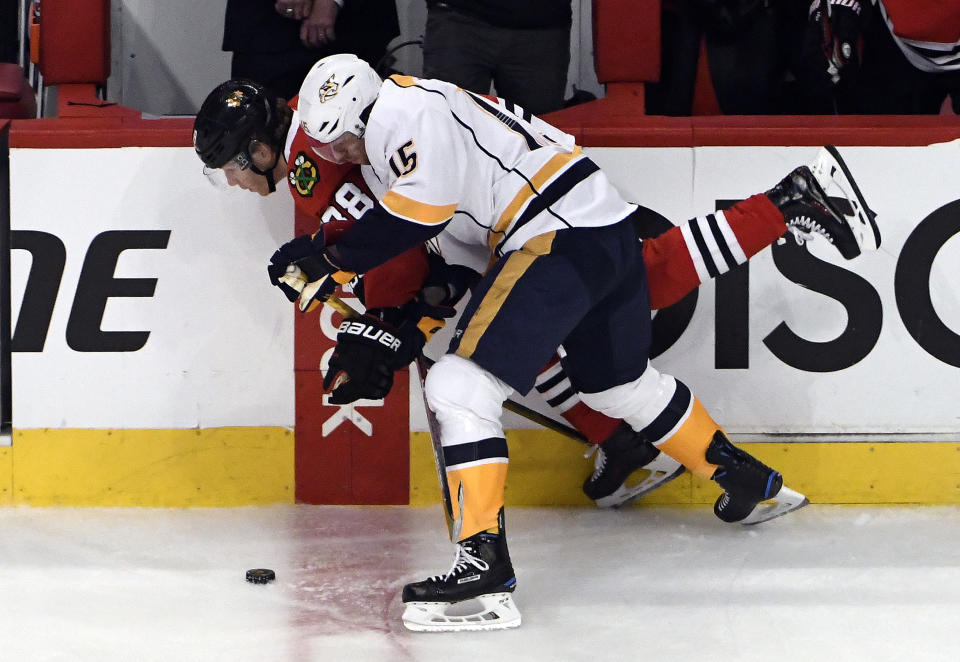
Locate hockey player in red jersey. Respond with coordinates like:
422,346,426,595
192,79,431,311
191,76,838,516
192,74,882,525
277,54,880,631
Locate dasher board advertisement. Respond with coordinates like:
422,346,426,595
9,147,295,429
8,143,960,436
415,143,960,436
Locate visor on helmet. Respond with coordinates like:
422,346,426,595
201,150,253,188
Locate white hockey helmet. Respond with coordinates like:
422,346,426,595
298,54,382,152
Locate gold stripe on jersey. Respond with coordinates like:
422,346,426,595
381,189,457,225
487,148,583,254
655,397,722,480
457,233,556,359
388,74,418,87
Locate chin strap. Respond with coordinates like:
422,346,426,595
250,148,281,193
252,162,278,193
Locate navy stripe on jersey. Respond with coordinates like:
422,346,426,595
325,204,447,274
443,437,509,467
536,369,567,394
918,51,960,67
681,211,746,284
498,158,600,252
381,77,579,247
467,91,540,151
878,2,960,72
505,100,533,123
906,41,960,67
534,363,579,411
910,41,960,58
688,215,720,278
544,386,577,409
640,379,692,444
705,214,739,271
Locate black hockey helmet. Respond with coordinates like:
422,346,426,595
193,79,281,169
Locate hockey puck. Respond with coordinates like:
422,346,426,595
245,568,276,584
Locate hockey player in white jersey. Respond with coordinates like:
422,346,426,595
273,54,879,631
189,74,816,515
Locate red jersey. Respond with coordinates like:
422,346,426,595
284,99,429,309
878,0,960,72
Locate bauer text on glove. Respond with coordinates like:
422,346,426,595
322,314,424,404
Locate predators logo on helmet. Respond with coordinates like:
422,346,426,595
298,54,382,144
318,75,340,103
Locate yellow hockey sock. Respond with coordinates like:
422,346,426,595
654,397,721,480
446,461,508,541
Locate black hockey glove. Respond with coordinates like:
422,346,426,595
267,234,348,312
268,239,311,302
323,313,426,405
422,253,480,308
808,0,864,85
392,298,454,346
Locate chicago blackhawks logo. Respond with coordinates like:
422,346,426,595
225,90,245,107
289,152,318,197
318,74,340,103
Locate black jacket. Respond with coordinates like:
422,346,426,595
224,0,400,65
427,0,572,30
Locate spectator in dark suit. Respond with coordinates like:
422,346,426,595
223,0,400,100
421,0,572,115
647,0,806,116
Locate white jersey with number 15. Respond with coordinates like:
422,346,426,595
362,75,637,260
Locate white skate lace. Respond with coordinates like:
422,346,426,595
788,217,832,245
435,542,489,582
584,445,607,480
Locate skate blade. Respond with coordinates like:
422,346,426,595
812,145,881,255
402,592,521,632
740,485,810,525
594,455,686,509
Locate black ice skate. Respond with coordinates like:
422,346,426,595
583,423,685,508
706,431,808,525
766,145,880,260
401,513,520,632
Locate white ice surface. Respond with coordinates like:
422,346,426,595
0,505,958,662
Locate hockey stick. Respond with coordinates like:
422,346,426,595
321,293,362,318
321,295,460,539
413,354,461,542
321,294,589,444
